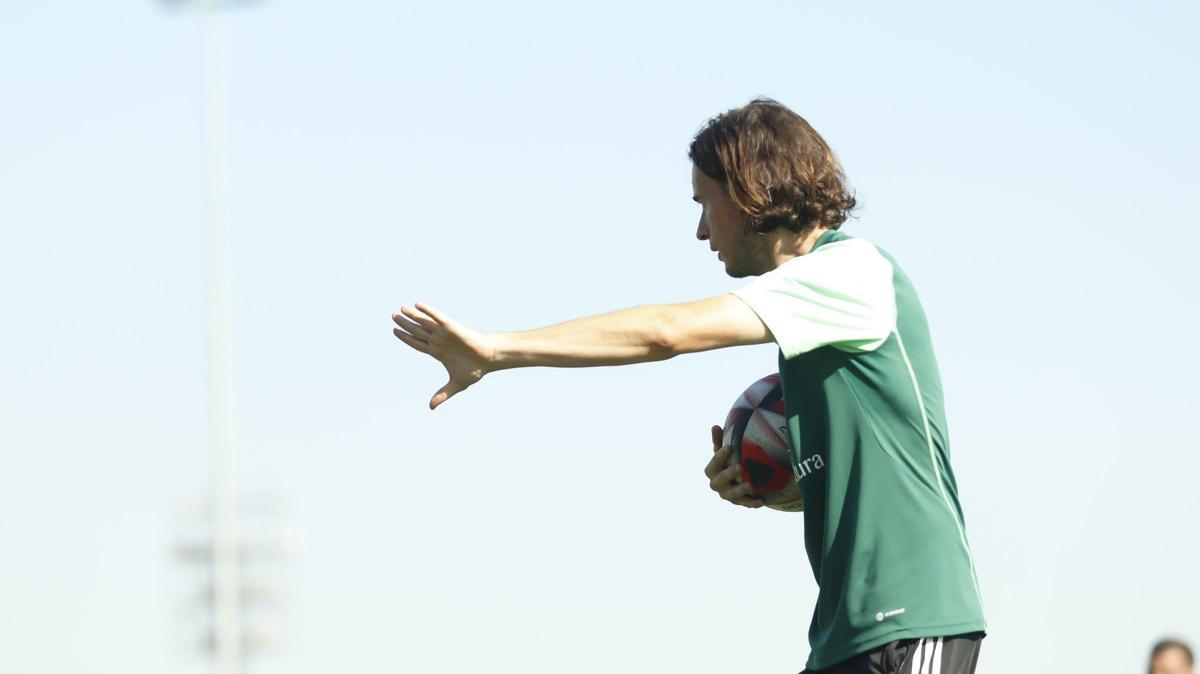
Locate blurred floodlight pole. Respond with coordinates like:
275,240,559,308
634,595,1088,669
199,1,240,673
163,1,273,671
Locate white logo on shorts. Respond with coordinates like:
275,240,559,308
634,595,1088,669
875,607,906,622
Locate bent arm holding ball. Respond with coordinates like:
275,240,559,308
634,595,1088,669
392,294,771,410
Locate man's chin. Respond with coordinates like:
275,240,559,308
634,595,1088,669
723,264,751,279
722,260,764,279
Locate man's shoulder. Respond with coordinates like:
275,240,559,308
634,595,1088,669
807,232,910,277
813,230,874,253
775,232,890,274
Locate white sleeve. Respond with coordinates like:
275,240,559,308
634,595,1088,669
728,238,897,359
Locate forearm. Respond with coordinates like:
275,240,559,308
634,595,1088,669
488,304,675,370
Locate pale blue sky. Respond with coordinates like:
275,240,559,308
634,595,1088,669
2,1,1198,673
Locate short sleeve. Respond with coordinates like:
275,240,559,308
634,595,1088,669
728,238,897,359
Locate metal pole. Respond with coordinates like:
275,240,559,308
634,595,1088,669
201,2,241,673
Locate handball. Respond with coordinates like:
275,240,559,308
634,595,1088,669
720,373,804,512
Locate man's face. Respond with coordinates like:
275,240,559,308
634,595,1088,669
1151,648,1194,674
692,164,769,278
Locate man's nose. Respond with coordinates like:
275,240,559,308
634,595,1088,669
696,218,709,241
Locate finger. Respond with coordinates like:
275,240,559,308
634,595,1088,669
709,463,743,492
704,445,731,479
429,380,462,410
398,306,437,331
732,497,765,508
394,308,433,331
710,425,722,450
393,313,432,336
720,463,743,485
707,456,740,487
393,328,434,354
719,480,757,501
414,301,451,326
393,326,429,346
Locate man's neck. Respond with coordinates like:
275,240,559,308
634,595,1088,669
768,226,832,268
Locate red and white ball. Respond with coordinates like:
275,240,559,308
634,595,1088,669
720,373,804,512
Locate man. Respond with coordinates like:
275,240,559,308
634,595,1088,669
1150,639,1195,674
391,97,987,673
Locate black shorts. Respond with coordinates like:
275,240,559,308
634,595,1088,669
800,632,985,674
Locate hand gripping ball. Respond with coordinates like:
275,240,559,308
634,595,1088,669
720,373,805,512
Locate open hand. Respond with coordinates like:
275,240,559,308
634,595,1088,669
392,302,494,410
704,424,763,508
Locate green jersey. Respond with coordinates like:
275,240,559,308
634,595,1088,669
729,229,987,670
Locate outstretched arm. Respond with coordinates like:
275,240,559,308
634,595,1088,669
392,294,771,410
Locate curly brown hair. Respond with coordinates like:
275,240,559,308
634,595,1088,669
688,97,857,235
